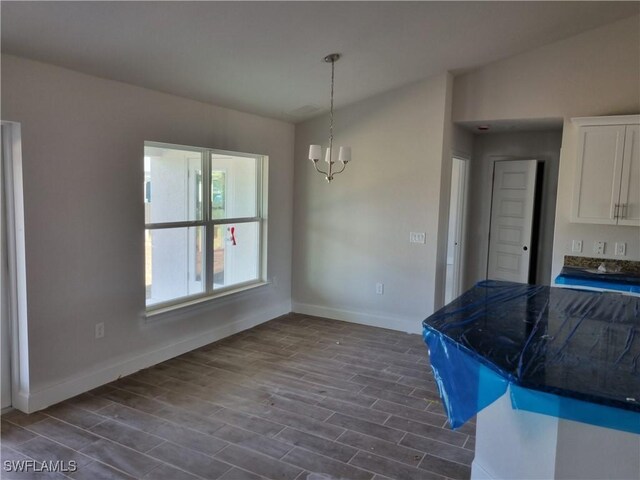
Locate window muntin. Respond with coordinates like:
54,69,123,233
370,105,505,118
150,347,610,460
144,142,265,310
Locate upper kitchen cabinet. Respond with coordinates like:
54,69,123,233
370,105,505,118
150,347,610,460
571,115,640,226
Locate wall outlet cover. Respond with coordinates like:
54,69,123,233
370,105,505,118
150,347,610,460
615,242,626,256
376,283,384,295
572,240,583,253
593,241,605,255
95,322,105,339
410,232,426,244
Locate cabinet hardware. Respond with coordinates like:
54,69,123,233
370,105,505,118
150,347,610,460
614,203,620,219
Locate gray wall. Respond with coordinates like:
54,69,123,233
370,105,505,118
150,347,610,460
1,54,294,410
463,130,563,288
454,15,640,278
292,74,452,333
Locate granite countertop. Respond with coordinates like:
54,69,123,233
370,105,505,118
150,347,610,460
423,281,640,412
564,255,640,275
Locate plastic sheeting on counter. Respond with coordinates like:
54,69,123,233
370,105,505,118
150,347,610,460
555,272,640,294
422,280,640,434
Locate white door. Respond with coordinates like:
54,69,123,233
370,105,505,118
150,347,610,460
1,126,11,409
487,160,538,283
618,124,640,226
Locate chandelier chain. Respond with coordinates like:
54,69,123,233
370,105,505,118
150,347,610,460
329,57,334,160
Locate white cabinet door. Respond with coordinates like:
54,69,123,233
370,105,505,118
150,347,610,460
572,125,626,224
618,124,640,226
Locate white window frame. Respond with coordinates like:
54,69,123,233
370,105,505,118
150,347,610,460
144,141,268,315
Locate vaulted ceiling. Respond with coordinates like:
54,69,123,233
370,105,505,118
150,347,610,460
2,2,638,122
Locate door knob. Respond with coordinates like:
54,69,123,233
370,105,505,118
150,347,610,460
523,246,528,251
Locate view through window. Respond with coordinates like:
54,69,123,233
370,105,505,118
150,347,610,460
144,143,265,309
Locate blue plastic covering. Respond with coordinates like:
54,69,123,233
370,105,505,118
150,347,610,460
422,280,640,433
555,273,640,293
555,266,640,293
510,384,640,434
423,328,508,427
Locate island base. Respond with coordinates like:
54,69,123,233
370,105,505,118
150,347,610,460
471,387,640,480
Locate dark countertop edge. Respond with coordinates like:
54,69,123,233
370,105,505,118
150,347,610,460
422,323,640,414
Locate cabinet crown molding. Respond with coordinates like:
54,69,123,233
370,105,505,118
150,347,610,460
572,115,639,127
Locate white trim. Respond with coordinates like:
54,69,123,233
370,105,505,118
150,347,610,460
1,122,30,413
292,302,423,335
145,280,270,318
571,115,639,127
20,301,290,413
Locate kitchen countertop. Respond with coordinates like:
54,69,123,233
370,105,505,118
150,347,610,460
423,280,640,413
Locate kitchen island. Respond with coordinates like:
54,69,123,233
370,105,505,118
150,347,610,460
422,281,640,480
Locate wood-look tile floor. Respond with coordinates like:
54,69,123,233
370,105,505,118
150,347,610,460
1,314,475,480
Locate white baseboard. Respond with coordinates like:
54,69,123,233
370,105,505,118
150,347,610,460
292,301,423,335
21,301,290,413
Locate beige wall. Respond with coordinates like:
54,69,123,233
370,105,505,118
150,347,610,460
292,74,452,333
1,54,294,411
453,15,640,279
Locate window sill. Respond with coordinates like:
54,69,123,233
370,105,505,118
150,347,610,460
144,280,270,321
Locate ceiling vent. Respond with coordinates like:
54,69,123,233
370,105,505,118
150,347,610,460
289,104,322,117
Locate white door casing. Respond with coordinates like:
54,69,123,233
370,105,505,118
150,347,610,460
1,126,10,409
487,160,538,283
453,159,468,297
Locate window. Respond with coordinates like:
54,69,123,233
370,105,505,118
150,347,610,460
144,142,266,311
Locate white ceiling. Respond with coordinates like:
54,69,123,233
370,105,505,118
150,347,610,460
2,2,638,122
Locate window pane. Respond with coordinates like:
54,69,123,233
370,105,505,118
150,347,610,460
146,227,204,306
211,154,257,219
144,145,203,224
213,222,260,289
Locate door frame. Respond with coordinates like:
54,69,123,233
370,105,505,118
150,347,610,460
448,156,469,300
1,121,29,412
443,153,470,303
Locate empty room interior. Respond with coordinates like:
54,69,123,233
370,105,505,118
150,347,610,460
1,2,640,479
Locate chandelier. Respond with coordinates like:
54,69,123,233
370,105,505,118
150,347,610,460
308,53,351,183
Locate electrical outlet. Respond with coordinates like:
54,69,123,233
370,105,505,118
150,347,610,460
95,322,105,339
376,283,384,295
572,240,583,253
615,242,626,256
593,241,605,255
410,232,426,244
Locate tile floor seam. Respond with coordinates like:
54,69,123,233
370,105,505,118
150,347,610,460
146,440,236,479
283,445,379,480
334,428,428,466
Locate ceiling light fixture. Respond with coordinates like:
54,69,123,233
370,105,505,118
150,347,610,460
308,53,351,183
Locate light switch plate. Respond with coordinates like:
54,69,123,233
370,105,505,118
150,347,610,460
572,240,583,253
615,242,626,256
593,241,605,255
410,232,426,244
